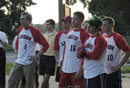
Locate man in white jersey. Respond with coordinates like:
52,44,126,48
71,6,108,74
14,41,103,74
12,35,40,88
8,12,49,88
0,23,8,88
102,17,130,88
77,15,108,88
59,11,90,88
54,16,72,82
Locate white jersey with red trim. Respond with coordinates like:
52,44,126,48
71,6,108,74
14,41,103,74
105,33,130,74
62,29,90,73
15,26,49,65
83,34,107,79
54,30,67,67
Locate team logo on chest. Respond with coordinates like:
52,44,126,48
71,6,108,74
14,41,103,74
108,45,114,50
19,34,32,41
66,35,78,41
85,43,93,49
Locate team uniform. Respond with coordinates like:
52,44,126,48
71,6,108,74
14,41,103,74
8,26,49,88
59,29,90,88
0,31,8,88
105,32,130,88
82,34,107,88
40,30,57,76
54,30,67,82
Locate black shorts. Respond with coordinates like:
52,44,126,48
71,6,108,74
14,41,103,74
55,66,61,82
39,55,56,76
106,69,122,88
83,73,107,88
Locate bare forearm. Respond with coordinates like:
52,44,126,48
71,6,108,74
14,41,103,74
0,40,8,47
119,51,130,67
54,50,60,60
36,50,44,59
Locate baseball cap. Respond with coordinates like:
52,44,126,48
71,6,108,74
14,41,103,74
61,16,72,22
86,15,102,27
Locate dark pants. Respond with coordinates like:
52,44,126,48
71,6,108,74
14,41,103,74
21,51,39,88
106,69,122,88
83,73,107,88
0,48,6,88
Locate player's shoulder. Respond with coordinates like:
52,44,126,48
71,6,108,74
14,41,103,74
81,29,90,34
96,34,106,41
57,30,65,35
0,31,6,35
113,32,122,38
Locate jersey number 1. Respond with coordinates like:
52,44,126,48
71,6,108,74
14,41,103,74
24,44,27,49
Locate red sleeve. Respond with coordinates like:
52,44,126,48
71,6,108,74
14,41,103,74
80,29,90,44
54,31,63,51
15,26,23,50
113,33,130,52
85,35,107,60
31,27,49,52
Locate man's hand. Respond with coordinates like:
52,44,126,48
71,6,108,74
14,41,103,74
37,59,40,67
75,70,82,80
111,64,121,72
77,47,86,58
15,54,18,59
28,55,38,61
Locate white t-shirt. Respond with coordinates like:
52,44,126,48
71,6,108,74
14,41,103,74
62,29,90,73
0,31,8,47
105,33,130,74
83,34,108,79
54,30,67,67
15,26,49,65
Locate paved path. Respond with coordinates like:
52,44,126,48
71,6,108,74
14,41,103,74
5,51,130,88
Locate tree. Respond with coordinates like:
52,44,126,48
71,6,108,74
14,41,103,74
0,0,36,41
70,0,130,35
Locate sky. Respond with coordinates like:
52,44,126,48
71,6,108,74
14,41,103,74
26,0,92,24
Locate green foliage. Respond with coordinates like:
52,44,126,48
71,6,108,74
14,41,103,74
123,36,130,46
121,66,130,73
34,22,59,33
0,0,36,40
6,63,14,75
70,0,130,36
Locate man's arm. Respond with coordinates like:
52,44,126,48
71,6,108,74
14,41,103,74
15,50,18,59
75,65,83,79
0,39,8,47
111,51,130,72
28,50,44,61
54,50,60,65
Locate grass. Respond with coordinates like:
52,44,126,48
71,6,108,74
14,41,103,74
4,45,14,51
6,63,14,75
121,66,130,73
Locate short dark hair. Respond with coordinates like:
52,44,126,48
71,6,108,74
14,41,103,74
103,17,115,28
45,19,55,28
73,11,85,21
21,12,32,22
100,15,107,19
